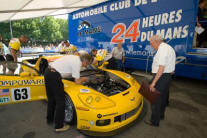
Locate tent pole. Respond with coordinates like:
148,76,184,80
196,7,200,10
10,20,13,38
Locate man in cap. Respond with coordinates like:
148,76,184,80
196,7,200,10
7,35,28,74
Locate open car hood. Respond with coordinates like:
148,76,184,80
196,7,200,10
80,69,130,96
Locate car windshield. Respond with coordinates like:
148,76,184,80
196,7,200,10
0,61,39,76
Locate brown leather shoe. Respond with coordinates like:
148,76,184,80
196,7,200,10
55,125,70,132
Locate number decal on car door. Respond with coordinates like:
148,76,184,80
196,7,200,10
11,87,31,101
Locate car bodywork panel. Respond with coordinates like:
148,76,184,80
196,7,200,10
0,55,143,133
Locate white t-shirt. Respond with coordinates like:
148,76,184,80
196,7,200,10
57,43,64,52
49,55,81,79
152,42,176,73
112,47,125,60
0,42,10,55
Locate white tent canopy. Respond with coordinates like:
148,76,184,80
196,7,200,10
0,0,108,22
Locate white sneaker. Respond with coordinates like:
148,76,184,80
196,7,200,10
55,125,70,132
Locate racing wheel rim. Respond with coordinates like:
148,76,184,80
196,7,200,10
65,94,74,123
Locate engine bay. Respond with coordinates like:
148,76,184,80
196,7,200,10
81,69,130,96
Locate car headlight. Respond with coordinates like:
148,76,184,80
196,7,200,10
95,96,101,102
86,96,93,104
78,93,115,109
86,96,101,104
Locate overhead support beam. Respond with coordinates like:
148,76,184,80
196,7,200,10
0,6,91,13
9,20,13,38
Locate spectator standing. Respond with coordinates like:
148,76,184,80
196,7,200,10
7,35,27,74
44,53,91,132
111,42,125,70
9,35,28,62
145,35,176,127
64,42,78,55
90,49,97,59
57,40,70,54
0,35,7,74
197,0,207,47
90,49,97,64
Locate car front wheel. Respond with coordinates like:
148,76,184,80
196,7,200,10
65,94,76,124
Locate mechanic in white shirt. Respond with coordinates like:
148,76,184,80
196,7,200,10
145,35,176,127
44,53,91,132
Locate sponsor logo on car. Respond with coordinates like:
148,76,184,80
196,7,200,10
89,121,94,126
0,79,44,86
97,114,102,118
126,75,131,78
80,125,90,130
0,89,9,96
80,89,90,93
0,96,10,104
130,97,135,101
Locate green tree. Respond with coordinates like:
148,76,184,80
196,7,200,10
56,18,68,40
0,16,68,45
0,21,11,42
39,17,62,42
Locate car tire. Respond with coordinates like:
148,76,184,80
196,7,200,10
64,94,77,124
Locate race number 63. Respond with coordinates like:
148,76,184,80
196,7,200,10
11,87,31,102
111,19,140,43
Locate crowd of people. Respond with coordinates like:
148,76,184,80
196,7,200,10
20,41,76,54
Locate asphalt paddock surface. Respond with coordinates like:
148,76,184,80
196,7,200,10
0,74,207,138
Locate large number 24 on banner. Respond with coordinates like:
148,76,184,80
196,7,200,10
111,19,140,43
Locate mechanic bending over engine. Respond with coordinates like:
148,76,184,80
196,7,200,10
44,53,92,132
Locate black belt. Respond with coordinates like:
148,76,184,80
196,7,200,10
151,73,172,78
152,73,171,75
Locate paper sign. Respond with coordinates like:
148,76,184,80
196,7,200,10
195,26,205,34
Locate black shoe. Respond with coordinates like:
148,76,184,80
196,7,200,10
47,120,53,125
160,114,165,120
166,101,169,106
160,116,164,120
144,120,159,127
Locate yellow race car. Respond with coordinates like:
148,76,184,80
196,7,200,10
0,55,143,134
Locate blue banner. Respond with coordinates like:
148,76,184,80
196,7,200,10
69,0,197,58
